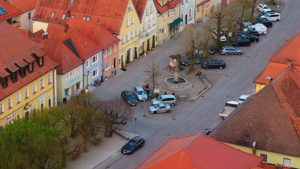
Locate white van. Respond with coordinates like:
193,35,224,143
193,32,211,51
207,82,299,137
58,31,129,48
219,101,239,119
152,94,176,106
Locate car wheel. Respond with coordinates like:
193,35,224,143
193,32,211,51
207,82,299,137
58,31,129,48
167,110,171,113
225,53,228,56
153,111,157,114
256,39,259,42
238,52,241,55
220,66,223,70
276,19,280,21
171,103,175,106
247,43,251,46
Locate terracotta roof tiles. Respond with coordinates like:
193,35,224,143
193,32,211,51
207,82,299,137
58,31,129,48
153,0,181,14
9,0,37,12
132,0,147,20
0,1,22,21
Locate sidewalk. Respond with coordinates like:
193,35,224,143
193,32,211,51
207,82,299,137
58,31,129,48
67,134,127,169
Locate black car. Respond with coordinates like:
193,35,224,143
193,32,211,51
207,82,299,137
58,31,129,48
209,46,217,54
201,128,213,135
240,34,259,43
202,59,226,69
233,38,251,46
255,17,273,28
241,29,260,37
121,90,138,106
121,136,145,154
181,58,190,66
195,56,203,64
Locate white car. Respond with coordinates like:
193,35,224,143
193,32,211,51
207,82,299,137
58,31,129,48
261,12,280,22
244,23,267,35
211,30,227,42
133,86,148,101
152,94,176,106
238,95,250,103
149,103,171,114
257,4,272,13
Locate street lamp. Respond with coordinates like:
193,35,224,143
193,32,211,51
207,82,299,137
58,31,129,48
134,117,137,135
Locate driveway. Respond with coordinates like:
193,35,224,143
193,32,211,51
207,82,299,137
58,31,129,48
94,0,300,168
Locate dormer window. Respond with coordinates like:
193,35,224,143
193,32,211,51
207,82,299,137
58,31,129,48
10,71,18,83
1,76,8,89
128,6,132,12
51,12,56,19
62,14,66,20
70,0,74,4
19,67,26,78
28,62,34,73
38,56,44,67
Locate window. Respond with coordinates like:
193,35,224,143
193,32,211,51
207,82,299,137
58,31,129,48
25,88,29,99
92,55,98,63
260,154,268,162
108,47,112,55
28,62,34,73
40,98,45,108
1,77,8,88
70,0,74,4
126,34,129,42
126,19,130,26
40,78,45,89
122,36,125,44
131,31,134,39
51,12,56,18
92,68,98,78
161,28,165,34
189,9,192,17
135,29,138,36
38,56,44,67
82,16,87,20
65,88,69,96
205,3,210,9
86,60,90,68
48,73,52,84
10,72,18,83
0,103,4,114
33,103,37,110
103,49,107,57
8,98,12,109
62,14,66,20
128,6,132,12
197,6,201,13
113,44,117,52
16,92,21,104
20,67,26,78
76,82,80,90
28,12,31,19
48,95,52,108
283,158,291,167
105,62,111,70
86,16,91,21
33,83,37,94
131,16,134,24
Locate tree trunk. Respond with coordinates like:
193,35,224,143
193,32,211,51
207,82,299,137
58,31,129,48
105,123,113,137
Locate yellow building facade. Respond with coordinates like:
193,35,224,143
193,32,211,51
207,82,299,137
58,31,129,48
118,0,141,67
255,83,265,93
195,0,212,23
226,143,300,168
0,70,56,127
156,5,180,45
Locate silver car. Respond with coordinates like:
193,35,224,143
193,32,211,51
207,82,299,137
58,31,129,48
152,95,176,106
149,103,171,114
134,86,148,101
220,46,243,55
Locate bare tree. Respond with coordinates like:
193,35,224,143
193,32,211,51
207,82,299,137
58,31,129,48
145,58,160,97
210,4,226,48
93,98,133,137
180,25,196,72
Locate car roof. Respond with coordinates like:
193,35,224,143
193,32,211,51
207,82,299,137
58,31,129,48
239,94,250,100
123,90,134,95
131,136,144,142
226,101,240,105
160,94,175,98
135,86,144,91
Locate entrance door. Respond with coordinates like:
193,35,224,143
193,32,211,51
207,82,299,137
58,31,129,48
87,73,91,86
127,49,131,61
113,58,116,68
185,15,188,24
152,35,155,48
147,39,150,51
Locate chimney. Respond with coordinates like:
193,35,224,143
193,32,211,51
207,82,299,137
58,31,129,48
67,10,71,17
252,141,257,155
64,24,69,32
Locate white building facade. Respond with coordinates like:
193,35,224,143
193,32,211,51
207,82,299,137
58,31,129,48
179,0,195,32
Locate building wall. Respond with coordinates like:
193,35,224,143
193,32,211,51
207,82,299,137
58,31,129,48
103,43,118,78
156,5,180,45
226,143,300,168
57,65,83,103
83,52,103,88
255,84,265,93
118,0,141,67
195,0,212,22
179,0,195,32
32,21,49,33
140,0,158,53
19,9,35,30
0,69,56,127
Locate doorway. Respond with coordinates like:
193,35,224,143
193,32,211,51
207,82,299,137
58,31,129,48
87,73,91,86
185,15,188,24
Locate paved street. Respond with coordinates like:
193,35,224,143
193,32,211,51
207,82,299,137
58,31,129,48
93,0,300,168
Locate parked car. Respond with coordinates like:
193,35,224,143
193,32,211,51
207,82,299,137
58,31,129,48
220,46,243,55
181,58,190,66
211,30,227,42
243,21,252,28
238,94,250,103
244,23,267,35
195,56,203,64
233,38,251,46
202,59,226,69
257,3,272,13
121,90,138,106
240,34,259,43
121,136,145,154
254,17,273,28
152,94,176,106
149,103,171,114
209,46,217,54
201,128,213,135
261,12,280,21
194,49,204,55
219,101,240,119
242,29,260,37
133,86,148,101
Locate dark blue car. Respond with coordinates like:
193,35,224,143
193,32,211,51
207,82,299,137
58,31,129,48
121,136,145,154
202,59,226,69
121,90,138,106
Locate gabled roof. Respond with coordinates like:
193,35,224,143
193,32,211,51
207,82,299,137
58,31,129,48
137,134,262,169
0,22,57,100
153,0,181,14
43,39,82,75
9,0,37,12
212,68,300,157
254,32,300,85
33,0,131,34
132,0,147,20
0,0,22,21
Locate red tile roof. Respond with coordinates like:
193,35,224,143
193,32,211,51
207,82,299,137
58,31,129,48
137,134,263,169
33,0,131,34
153,0,181,14
132,0,147,20
0,22,58,100
212,68,300,156
254,32,300,85
0,1,22,21
9,0,37,12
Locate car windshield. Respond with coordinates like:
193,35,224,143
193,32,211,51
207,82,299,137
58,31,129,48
127,93,135,100
156,96,162,101
153,104,160,109
128,140,136,146
138,91,145,95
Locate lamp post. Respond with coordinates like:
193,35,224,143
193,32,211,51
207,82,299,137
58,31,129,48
134,117,137,135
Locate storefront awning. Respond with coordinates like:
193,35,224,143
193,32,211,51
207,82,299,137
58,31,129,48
170,18,183,27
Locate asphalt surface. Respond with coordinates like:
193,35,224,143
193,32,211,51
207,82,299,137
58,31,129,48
94,0,300,168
